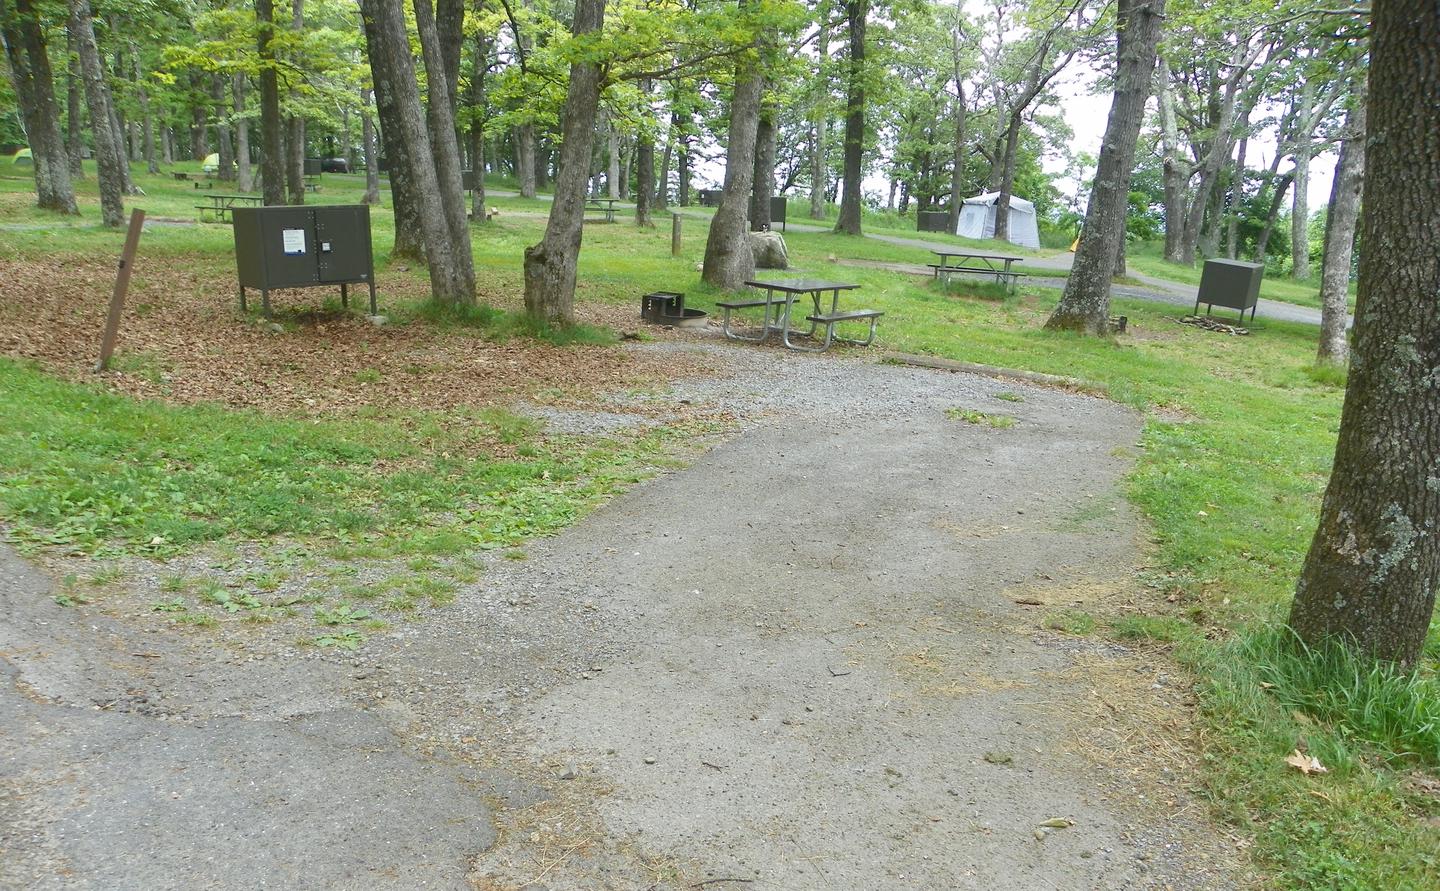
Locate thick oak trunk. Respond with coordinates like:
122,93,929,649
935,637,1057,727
360,88,379,205
67,0,122,225
515,124,537,198
834,0,866,235
359,4,423,259
750,97,776,231
522,0,603,323
2,0,78,213
1289,0,1440,668
234,74,253,191
255,0,285,206
1315,90,1365,366
284,0,305,205
360,0,471,304
1045,0,1164,334
701,55,763,288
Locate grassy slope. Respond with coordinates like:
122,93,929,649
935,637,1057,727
1,163,1435,886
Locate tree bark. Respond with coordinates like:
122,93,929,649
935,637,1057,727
1045,0,1164,334
1291,143,1311,279
1254,171,1293,262
522,0,604,324
607,118,621,199
809,0,830,221
211,72,232,182
67,0,122,225
2,0,78,213
635,78,654,228
515,123,536,197
467,33,487,219
1315,89,1365,366
360,0,471,304
1288,0,1440,668
413,0,474,295
750,96,776,230
360,87,379,205
702,48,763,288
234,74,253,191
947,78,967,233
283,0,305,205
139,60,156,174
834,0,867,235
65,26,83,177
359,4,422,259
255,0,285,205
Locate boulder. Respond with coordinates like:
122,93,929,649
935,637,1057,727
747,231,789,270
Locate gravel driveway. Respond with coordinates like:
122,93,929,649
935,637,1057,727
0,341,1244,889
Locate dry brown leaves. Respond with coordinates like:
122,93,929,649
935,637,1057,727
0,255,716,418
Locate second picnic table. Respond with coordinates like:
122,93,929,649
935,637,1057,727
929,249,1027,292
197,193,261,223
584,197,621,223
720,278,882,352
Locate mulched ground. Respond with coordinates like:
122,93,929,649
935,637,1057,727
0,255,714,416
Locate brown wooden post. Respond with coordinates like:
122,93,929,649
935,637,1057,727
671,212,681,258
95,208,145,372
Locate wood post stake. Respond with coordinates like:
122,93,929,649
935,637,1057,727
671,213,682,258
95,209,146,372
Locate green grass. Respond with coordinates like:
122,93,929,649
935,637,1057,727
1,165,1434,887
946,407,1016,428
1124,242,1353,311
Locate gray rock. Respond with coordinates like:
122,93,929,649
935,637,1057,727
747,231,789,269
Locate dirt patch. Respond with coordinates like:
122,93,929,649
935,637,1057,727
0,255,711,416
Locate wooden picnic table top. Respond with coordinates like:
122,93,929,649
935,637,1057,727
586,197,622,205
745,278,861,294
930,248,1027,262
202,193,260,202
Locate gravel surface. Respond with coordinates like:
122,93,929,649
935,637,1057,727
0,340,1247,889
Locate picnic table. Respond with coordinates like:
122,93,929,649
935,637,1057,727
929,249,1028,292
584,197,621,223
720,278,882,352
196,193,261,223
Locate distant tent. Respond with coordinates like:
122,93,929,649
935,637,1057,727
955,192,1041,249
11,148,32,167
202,152,221,173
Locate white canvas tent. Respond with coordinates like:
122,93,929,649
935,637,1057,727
955,192,1041,249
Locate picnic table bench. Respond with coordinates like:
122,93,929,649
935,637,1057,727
174,170,216,189
196,193,261,223
929,249,1028,292
584,197,621,223
720,279,882,352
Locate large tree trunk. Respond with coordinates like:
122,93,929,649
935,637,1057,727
360,0,471,304
993,112,1022,241
255,0,285,205
65,26,84,178
360,88,379,205
139,60,157,174
1315,90,1365,366
233,74,253,191
283,0,305,205
1254,171,1293,262
809,0,830,221
359,6,423,259
1288,0,1440,668
634,78,654,228
947,78,967,234
515,123,536,197
413,0,475,296
1290,147,1311,279
833,0,867,235
2,0,78,213
211,73,232,182
750,96,776,230
701,54,763,288
606,118,621,199
1157,61,1190,262
1224,118,1249,258
466,33,487,219
66,0,122,225
522,0,604,324
1045,0,1164,334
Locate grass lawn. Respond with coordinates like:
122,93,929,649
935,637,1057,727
1,162,1436,887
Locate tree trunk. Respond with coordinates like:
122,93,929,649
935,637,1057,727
255,0,285,206
947,79,967,234
1290,148,1311,279
1157,60,1189,263
359,5,422,259
834,0,867,235
1045,0,1164,335
993,112,1022,241
1254,171,1293,262
65,26,84,177
67,0,122,225
413,0,475,296
1315,91,1365,366
284,0,305,205
515,123,536,197
139,61,157,174
656,114,671,209
360,0,470,304
701,48,763,289
467,33,487,219
522,0,604,324
1224,121,1249,258
809,0,830,220
607,119,621,199
2,0,78,213
751,97,776,230
360,87,379,205
635,79,654,228
210,73,232,182
677,111,691,206
234,74,253,191
1289,0,1440,668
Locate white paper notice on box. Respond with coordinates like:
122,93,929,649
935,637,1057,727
282,228,306,255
